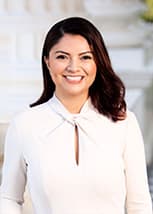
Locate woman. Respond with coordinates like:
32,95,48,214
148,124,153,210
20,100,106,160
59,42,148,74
0,17,152,214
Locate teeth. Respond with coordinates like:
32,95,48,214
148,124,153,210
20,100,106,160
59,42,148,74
65,76,82,81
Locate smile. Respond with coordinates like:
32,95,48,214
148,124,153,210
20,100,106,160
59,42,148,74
64,75,84,82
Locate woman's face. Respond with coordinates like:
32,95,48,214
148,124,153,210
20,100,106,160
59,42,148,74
45,33,97,99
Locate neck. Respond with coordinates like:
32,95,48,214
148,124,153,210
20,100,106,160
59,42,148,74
55,92,88,114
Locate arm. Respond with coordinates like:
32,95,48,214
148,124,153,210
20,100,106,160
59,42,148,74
124,112,152,214
0,120,27,213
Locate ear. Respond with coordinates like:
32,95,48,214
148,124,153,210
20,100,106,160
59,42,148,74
44,56,50,70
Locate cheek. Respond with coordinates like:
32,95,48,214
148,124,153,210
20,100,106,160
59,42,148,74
48,64,65,86
88,65,97,85
48,65,59,80
49,63,65,75
89,64,97,77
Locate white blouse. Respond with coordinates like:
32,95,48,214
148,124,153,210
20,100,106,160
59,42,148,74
0,95,152,214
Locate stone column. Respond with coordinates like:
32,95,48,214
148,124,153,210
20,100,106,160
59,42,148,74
0,0,6,14
7,0,26,14
47,0,63,16
61,0,84,14
27,0,46,14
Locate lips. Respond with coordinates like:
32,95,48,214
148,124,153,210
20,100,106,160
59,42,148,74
64,75,84,82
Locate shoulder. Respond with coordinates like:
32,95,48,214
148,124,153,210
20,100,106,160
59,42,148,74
97,109,137,126
121,109,143,139
100,109,140,133
9,100,56,131
14,102,49,122
125,109,139,126
116,109,141,132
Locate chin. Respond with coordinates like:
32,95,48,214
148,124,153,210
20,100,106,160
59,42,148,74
66,90,88,98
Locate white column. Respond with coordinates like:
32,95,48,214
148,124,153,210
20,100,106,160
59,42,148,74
27,0,45,14
50,0,83,15
0,34,12,63
46,0,63,15
6,0,26,14
0,0,6,14
16,33,35,62
75,0,84,13
62,0,83,14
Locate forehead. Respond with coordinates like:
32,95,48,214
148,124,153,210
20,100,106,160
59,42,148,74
50,33,91,52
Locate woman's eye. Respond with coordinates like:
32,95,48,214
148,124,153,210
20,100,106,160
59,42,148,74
56,55,67,59
81,55,92,60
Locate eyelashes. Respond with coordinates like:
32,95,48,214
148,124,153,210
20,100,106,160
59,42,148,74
56,55,67,59
81,55,92,60
55,54,93,61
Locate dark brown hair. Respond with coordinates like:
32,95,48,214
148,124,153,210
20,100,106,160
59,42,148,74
30,17,126,121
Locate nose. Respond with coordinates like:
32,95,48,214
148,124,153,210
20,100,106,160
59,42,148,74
66,58,80,73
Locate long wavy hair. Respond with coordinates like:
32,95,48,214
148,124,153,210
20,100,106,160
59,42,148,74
30,17,126,122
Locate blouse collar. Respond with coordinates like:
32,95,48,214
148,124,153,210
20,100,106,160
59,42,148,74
47,94,97,126
40,94,108,144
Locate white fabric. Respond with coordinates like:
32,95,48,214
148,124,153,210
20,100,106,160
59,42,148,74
0,95,152,214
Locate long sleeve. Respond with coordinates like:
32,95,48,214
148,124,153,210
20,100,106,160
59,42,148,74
0,120,27,214
124,112,152,213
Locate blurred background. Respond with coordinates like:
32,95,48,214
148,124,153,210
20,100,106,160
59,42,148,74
0,0,153,213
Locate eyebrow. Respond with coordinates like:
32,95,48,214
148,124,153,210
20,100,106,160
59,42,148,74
55,50,93,56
